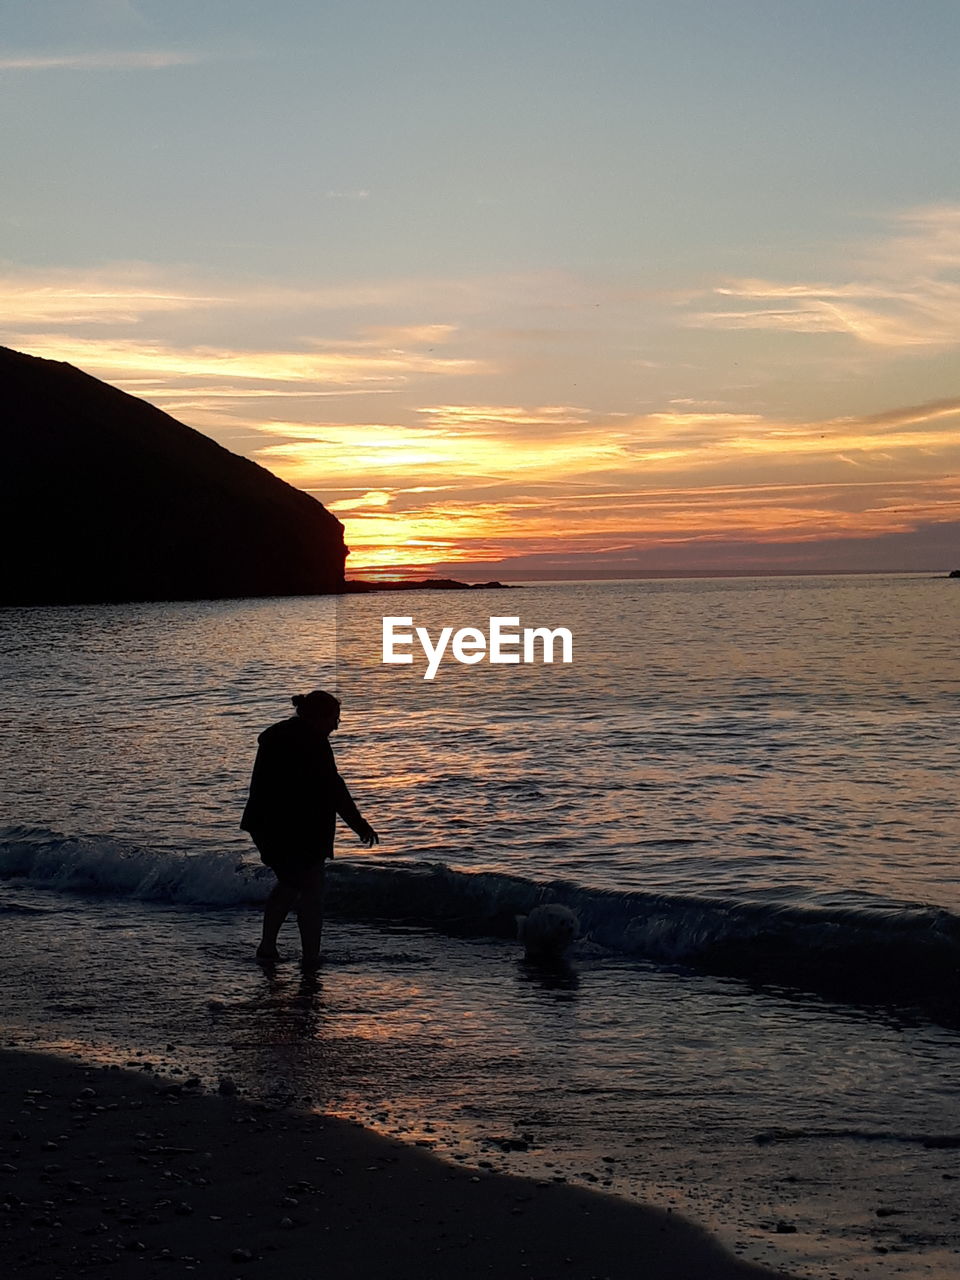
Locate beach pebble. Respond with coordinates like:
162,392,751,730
230,1248,254,1263
218,1077,237,1096
489,1136,529,1151
774,1221,797,1234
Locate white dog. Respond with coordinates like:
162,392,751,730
516,903,579,959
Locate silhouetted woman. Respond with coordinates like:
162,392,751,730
241,690,378,964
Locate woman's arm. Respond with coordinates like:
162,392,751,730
334,774,379,846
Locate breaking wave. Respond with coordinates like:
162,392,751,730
2,825,957,1017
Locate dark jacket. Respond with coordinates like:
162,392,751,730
240,716,363,855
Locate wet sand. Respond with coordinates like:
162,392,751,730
1,1049,787,1279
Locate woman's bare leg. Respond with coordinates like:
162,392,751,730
258,880,299,958
296,863,327,965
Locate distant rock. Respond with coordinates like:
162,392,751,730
345,577,513,593
949,569,960,578
0,346,346,604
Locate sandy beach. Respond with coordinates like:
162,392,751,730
1,1049,787,1279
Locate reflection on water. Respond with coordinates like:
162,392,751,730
2,575,958,912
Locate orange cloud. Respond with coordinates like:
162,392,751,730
13,335,488,387
253,396,960,573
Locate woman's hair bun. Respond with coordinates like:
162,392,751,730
291,689,340,717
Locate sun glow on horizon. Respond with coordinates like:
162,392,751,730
4,202,960,577
252,395,960,574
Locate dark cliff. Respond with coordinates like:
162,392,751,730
0,346,347,604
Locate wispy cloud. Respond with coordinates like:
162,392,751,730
0,50,206,71
0,264,594,330
13,335,490,387
0,268,225,325
357,324,458,348
0,266,444,330
865,204,960,274
417,404,592,434
327,490,394,512
687,204,960,351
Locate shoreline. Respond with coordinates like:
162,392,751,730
2,887,958,1278
1,1048,785,1279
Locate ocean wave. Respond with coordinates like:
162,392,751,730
2,825,958,1015
0,826,268,905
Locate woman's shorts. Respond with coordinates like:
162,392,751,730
249,830,328,888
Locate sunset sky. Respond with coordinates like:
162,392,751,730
3,0,960,577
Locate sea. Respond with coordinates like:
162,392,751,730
1,574,959,1278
